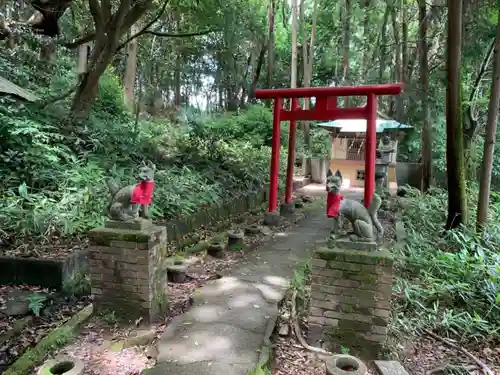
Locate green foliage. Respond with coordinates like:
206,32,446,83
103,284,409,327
63,272,92,297
28,294,47,317
393,187,500,341
291,259,312,299
100,310,118,325
340,345,350,355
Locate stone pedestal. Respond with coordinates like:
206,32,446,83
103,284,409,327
308,246,393,356
279,203,296,216
87,220,168,323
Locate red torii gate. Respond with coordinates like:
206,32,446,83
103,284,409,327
255,83,403,214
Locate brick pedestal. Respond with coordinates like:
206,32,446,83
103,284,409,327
87,220,168,322
308,246,393,356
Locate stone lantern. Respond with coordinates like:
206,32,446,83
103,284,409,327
375,135,396,193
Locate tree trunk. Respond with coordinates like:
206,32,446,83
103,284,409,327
419,0,431,192
249,42,267,101
69,0,151,119
301,0,318,176
40,41,56,62
378,5,390,108
123,24,138,109
266,0,276,89
476,12,500,231
463,39,495,179
77,40,89,76
240,52,253,107
445,0,467,229
341,0,351,106
391,4,403,121
361,0,371,74
71,62,108,117
291,0,298,89
401,0,408,120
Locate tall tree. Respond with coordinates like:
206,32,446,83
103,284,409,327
70,0,154,118
419,0,431,192
266,0,276,89
300,0,317,176
476,11,500,231
123,24,139,109
341,0,351,106
291,0,298,89
445,0,467,229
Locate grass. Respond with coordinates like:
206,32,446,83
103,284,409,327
392,187,500,342
99,309,118,325
248,364,272,375
4,304,93,375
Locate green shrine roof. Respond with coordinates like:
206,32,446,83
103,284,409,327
317,118,412,133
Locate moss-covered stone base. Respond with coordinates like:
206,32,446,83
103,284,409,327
308,246,394,358
88,225,168,323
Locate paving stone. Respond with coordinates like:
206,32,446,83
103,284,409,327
142,360,255,375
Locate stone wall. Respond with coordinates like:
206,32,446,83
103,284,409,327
0,250,89,290
87,223,168,322
308,246,393,356
162,178,311,245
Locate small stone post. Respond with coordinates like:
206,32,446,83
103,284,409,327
87,220,168,322
308,246,393,356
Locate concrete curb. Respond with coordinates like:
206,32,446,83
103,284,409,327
4,303,93,375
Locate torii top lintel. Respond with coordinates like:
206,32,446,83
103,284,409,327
255,83,403,122
254,83,403,99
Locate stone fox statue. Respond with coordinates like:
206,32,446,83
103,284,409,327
107,162,156,221
326,169,383,242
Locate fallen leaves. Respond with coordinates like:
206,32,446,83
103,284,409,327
0,285,89,371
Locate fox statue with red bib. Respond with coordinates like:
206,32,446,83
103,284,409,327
326,169,383,242
106,161,156,222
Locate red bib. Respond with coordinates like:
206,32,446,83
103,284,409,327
327,192,344,218
131,180,155,205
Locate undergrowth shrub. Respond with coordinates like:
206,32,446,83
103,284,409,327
0,48,292,244
393,187,500,342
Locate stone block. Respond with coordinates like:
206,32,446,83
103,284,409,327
309,307,324,317
317,285,343,296
263,211,281,226
311,258,327,268
310,291,327,300
279,203,296,216
317,269,344,278
373,361,410,375
373,309,390,319
329,261,362,272
105,219,153,231
329,237,378,252
371,325,388,335
310,299,339,310
395,221,407,242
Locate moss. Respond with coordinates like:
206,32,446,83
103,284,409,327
152,289,168,315
88,227,151,245
185,241,208,254
315,247,345,261
228,242,244,251
315,247,393,267
4,304,93,375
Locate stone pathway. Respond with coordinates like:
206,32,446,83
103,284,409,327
142,207,331,375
